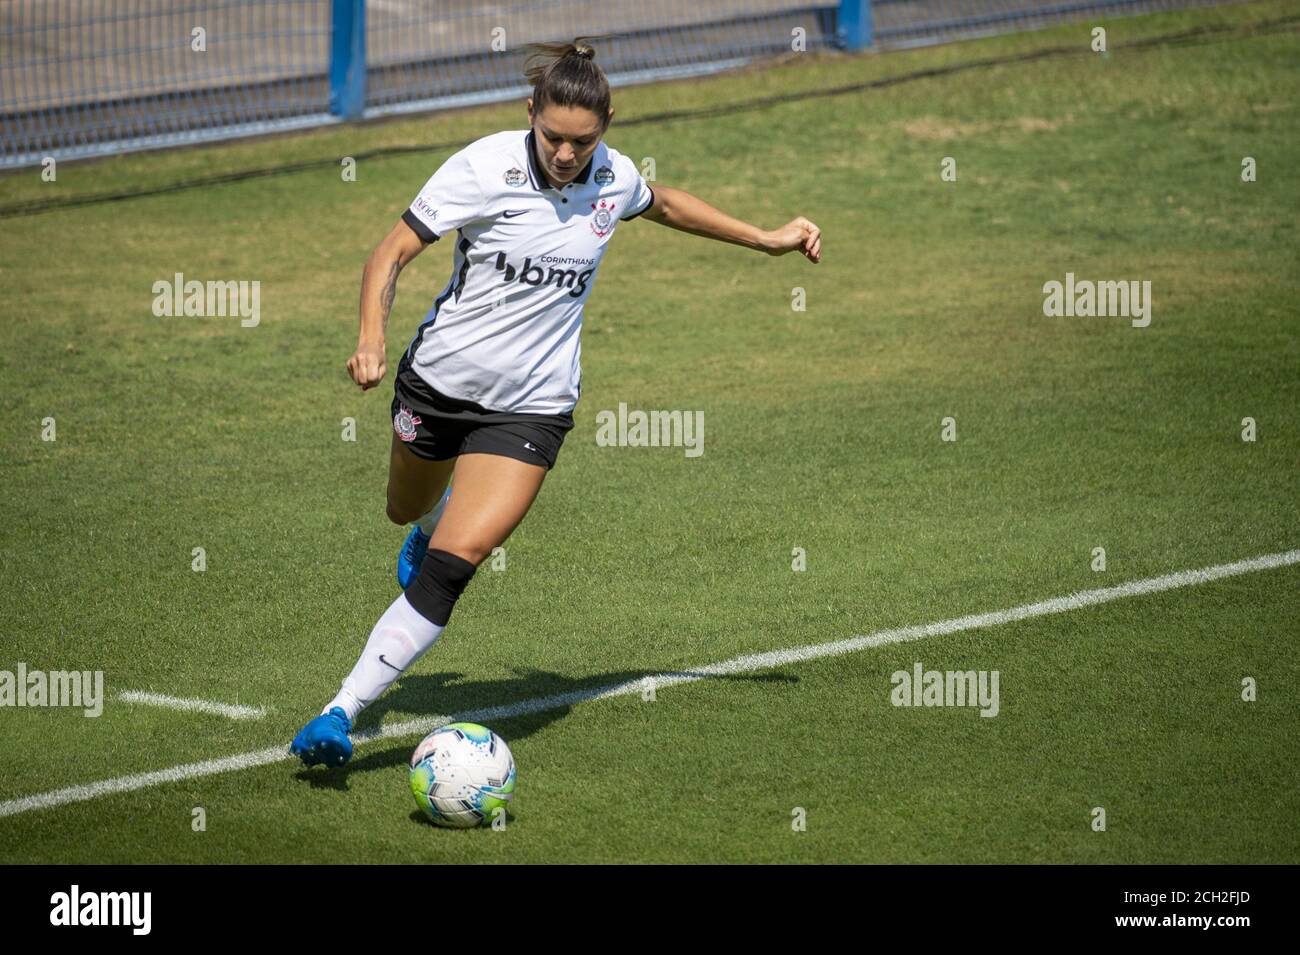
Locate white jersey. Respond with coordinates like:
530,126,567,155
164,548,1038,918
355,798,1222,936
400,128,656,416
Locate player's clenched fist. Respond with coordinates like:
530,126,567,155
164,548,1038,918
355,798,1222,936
347,342,387,390
764,216,821,264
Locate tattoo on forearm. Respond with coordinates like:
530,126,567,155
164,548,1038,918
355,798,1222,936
379,260,400,330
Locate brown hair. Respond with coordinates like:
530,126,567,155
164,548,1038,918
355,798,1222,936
521,37,615,132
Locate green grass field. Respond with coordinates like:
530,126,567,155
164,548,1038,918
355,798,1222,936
1,0,1297,863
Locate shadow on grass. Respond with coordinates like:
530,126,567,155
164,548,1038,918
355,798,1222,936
293,666,797,790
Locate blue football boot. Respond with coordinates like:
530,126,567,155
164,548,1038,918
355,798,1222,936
397,524,430,590
290,707,353,767
397,486,450,589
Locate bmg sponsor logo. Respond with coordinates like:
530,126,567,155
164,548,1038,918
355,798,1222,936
492,252,594,298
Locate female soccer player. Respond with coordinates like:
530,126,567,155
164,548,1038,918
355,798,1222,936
292,38,821,766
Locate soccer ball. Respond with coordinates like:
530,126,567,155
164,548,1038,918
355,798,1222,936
409,722,516,828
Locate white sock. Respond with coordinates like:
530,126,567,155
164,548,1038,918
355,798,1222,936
416,485,452,536
324,593,444,723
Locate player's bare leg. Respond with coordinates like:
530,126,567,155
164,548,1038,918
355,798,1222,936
425,453,548,565
293,452,548,767
388,434,457,588
386,433,455,525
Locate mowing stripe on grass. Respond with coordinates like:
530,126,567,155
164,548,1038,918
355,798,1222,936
2,547,1296,821
118,690,266,721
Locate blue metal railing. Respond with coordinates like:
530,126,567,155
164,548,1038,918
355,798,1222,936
0,1,1220,169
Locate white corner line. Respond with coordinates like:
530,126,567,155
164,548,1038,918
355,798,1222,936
1,547,1296,821
118,691,266,722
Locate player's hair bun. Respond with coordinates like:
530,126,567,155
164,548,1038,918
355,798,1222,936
521,37,612,129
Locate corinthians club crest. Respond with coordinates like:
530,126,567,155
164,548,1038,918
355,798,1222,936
393,403,422,442
590,198,617,237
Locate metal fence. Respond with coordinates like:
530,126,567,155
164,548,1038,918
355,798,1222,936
0,0,1221,169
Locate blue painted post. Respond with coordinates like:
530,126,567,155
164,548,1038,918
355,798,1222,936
836,0,874,51
329,0,366,119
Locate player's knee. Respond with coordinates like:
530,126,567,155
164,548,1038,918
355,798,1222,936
386,499,421,525
405,548,479,626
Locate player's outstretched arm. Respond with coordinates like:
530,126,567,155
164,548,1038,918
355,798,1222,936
641,184,820,264
348,218,430,391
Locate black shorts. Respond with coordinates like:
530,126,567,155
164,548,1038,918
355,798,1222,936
390,360,574,470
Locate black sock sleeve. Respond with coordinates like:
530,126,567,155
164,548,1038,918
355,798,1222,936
404,548,479,626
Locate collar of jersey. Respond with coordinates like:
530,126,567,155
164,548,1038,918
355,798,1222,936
525,128,594,192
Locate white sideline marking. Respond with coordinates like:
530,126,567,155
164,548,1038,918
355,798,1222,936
118,691,266,722
2,548,1296,821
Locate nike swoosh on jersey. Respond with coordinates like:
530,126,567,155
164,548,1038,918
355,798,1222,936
502,210,529,218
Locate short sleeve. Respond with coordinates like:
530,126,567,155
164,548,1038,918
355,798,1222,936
617,153,655,221
402,149,484,243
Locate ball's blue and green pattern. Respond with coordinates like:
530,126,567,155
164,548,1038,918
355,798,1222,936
409,722,516,829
